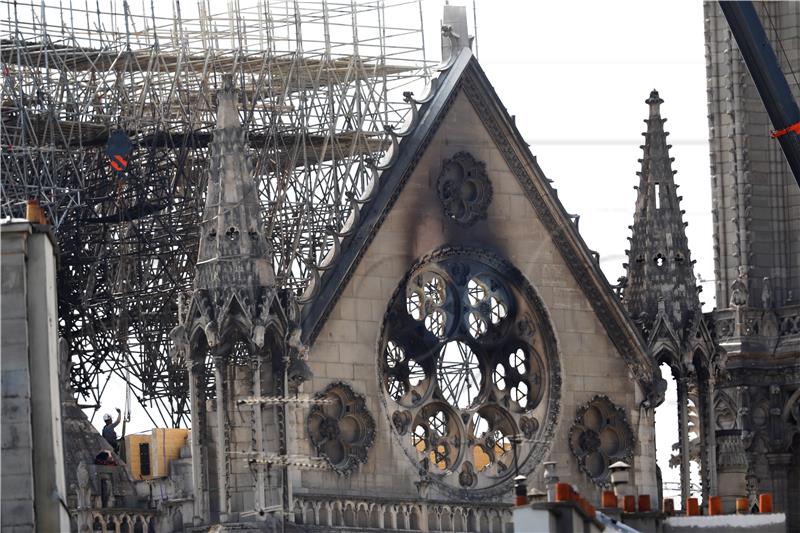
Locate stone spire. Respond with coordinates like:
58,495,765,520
195,74,274,293
171,76,297,525
623,90,702,345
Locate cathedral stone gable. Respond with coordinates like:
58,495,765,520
300,53,657,399
297,58,659,502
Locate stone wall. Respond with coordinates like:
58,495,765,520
704,2,800,307
1,220,69,532
292,91,656,504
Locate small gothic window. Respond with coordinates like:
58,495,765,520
412,424,426,449
379,246,560,497
511,381,529,407
428,410,448,436
407,359,425,387
467,278,487,305
474,414,489,435
387,377,406,401
509,348,526,374
424,309,447,338
405,272,448,335
467,312,487,338
139,443,151,477
488,296,507,324
225,226,240,241
424,275,445,304
654,183,661,209
493,364,506,390
654,254,665,267
385,341,404,368
407,291,422,320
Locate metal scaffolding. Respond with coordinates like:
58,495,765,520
1,0,429,426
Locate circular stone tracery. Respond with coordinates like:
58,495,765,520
307,382,376,475
568,395,635,486
380,246,560,498
437,152,493,226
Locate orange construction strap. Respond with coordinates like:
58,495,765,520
771,121,800,138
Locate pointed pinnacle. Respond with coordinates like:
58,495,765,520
217,74,241,130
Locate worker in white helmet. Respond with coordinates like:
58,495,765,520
102,408,122,452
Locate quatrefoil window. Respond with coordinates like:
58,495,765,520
307,382,376,475
569,395,635,486
437,152,493,226
225,226,240,240
379,246,560,498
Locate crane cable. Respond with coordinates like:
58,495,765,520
125,367,132,423
120,368,132,449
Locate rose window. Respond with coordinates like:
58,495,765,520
379,246,560,497
569,395,635,486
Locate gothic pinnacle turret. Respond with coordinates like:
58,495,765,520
194,74,275,292
623,90,702,346
172,74,280,351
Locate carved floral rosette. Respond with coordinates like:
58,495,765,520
437,151,493,226
307,382,376,476
569,395,635,486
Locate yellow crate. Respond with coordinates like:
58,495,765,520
124,428,189,480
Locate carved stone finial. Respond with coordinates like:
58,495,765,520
646,89,663,106
657,295,666,314
440,4,471,62
169,324,188,363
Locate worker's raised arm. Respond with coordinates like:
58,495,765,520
114,407,122,427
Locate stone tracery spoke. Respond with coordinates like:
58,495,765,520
407,291,423,320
